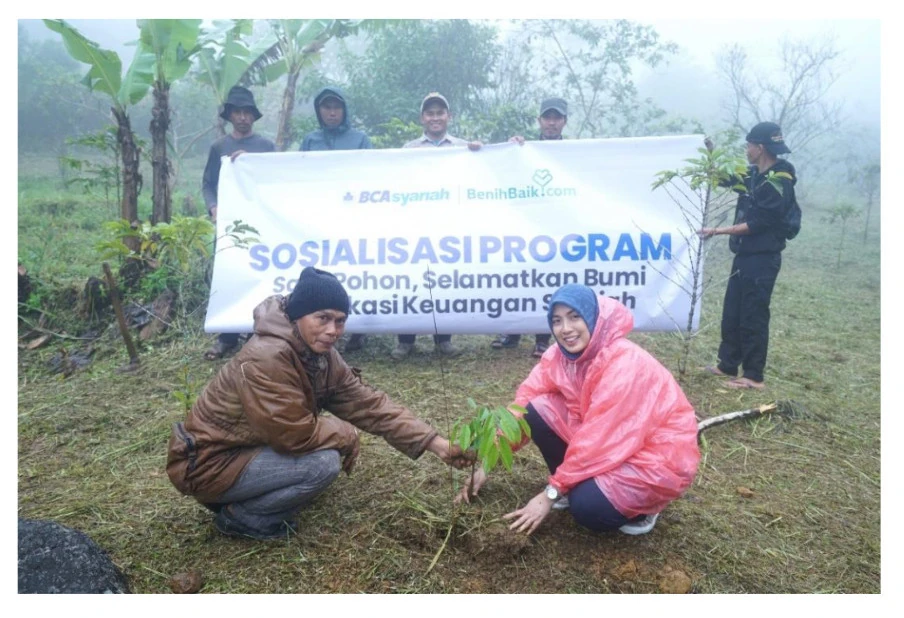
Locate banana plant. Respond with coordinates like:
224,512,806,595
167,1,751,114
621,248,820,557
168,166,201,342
137,19,203,225
43,19,154,236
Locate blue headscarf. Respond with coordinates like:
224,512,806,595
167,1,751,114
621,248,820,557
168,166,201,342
547,284,600,359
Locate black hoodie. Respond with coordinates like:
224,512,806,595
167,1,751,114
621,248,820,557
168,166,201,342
729,159,798,255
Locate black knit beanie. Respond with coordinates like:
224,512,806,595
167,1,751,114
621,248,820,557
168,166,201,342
285,267,350,321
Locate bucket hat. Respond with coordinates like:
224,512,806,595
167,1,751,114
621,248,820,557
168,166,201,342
220,86,262,121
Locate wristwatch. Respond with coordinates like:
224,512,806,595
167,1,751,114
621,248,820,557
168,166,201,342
545,484,560,501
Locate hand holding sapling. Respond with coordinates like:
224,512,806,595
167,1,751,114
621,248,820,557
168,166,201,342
427,435,474,469
450,399,531,502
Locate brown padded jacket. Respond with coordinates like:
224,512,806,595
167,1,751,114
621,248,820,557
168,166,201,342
167,295,438,502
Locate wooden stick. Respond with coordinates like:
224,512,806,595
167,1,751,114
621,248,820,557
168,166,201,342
102,262,140,366
697,402,779,435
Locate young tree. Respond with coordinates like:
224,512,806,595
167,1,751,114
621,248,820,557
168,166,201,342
44,19,154,247
846,159,880,242
826,202,860,268
651,138,748,377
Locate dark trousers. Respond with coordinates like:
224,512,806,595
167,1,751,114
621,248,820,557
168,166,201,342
502,334,552,345
398,334,451,345
525,403,632,532
218,332,240,346
717,252,782,383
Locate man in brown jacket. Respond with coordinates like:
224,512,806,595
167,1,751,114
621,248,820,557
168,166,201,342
168,267,471,540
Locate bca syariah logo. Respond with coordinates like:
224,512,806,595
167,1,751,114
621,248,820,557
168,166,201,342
341,189,394,203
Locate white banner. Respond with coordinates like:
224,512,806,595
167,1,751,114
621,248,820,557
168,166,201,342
207,136,704,335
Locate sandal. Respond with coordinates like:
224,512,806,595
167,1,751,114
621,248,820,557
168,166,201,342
531,342,548,358
725,377,765,390
491,335,521,349
204,339,237,361
703,366,734,377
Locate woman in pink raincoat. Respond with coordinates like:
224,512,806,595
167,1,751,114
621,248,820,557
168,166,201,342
458,284,700,536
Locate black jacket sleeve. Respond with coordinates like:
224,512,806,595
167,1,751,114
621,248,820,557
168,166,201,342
201,144,221,213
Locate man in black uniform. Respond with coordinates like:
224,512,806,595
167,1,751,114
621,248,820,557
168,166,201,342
699,122,800,389
202,86,275,360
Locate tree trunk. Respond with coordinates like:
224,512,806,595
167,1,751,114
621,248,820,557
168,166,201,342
112,107,141,254
18,263,31,306
150,83,172,225
275,69,300,152
78,276,109,322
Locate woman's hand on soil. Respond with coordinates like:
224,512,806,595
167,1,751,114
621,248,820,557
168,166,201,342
454,468,488,505
502,490,553,535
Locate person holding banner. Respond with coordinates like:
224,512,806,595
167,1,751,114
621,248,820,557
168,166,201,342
457,284,700,537
168,267,473,540
301,86,373,354
491,97,569,358
202,86,275,361
392,92,482,360
699,122,798,390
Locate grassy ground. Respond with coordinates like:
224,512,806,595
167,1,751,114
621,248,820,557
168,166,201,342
17,166,881,594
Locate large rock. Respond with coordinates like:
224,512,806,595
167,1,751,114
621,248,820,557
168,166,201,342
18,518,130,593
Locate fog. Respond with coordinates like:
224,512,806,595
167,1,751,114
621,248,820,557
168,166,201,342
637,19,880,123
18,17,881,125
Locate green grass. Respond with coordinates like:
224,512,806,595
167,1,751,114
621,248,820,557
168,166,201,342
17,168,881,594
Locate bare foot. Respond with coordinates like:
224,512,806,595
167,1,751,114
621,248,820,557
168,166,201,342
725,377,765,390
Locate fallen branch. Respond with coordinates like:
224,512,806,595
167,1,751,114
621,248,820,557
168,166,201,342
425,518,455,576
102,262,140,368
17,312,98,342
697,402,793,436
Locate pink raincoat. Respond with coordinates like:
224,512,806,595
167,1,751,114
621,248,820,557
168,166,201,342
514,297,700,518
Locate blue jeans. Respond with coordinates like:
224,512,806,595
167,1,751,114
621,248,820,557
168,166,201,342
214,447,341,532
525,404,635,532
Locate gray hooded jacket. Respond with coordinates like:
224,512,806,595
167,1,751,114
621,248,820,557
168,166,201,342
300,87,372,151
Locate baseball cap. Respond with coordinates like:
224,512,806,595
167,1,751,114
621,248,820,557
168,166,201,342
420,92,450,113
746,122,791,155
540,97,568,116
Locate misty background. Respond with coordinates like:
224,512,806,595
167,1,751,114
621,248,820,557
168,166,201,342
17,18,881,212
